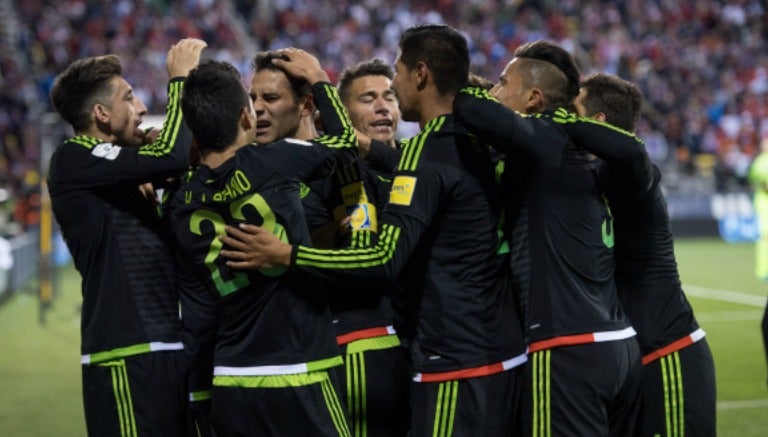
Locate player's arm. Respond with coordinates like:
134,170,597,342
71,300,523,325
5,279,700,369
54,39,206,188
365,139,401,174
220,145,444,283
452,87,536,155
272,48,356,145
552,108,652,183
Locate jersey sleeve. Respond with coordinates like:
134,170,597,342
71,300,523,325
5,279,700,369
311,81,357,147
48,78,192,190
452,87,537,155
291,137,444,283
553,108,653,191
365,140,401,174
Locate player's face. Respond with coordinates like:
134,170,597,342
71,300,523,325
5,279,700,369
103,76,148,147
392,56,418,122
491,59,529,114
344,75,400,144
249,69,302,144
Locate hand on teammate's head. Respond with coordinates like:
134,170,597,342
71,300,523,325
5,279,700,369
166,38,207,79
271,48,329,85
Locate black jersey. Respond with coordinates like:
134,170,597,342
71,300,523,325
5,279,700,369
47,78,190,360
167,82,357,373
558,114,701,356
292,115,526,376
306,157,399,338
453,88,633,347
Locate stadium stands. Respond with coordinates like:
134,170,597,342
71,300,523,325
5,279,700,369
2,0,767,238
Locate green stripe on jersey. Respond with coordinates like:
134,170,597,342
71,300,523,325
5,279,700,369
398,115,445,172
69,135,100,149
296,224,400,269
86,343,153,364
138,80,184,157
314,83,356,148
345,334,401,355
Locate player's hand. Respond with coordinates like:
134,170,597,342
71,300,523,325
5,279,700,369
166,38,207,79
138,182,158,206
309,216,351,248
219,224,292,269
142,128,160,144
355,128,372,157
271,48,330,85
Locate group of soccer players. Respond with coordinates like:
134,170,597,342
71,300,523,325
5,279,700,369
47,22,715,437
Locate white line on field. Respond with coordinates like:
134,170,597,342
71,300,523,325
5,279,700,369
683,284,767,308
695,310,764,322
717,399,768,410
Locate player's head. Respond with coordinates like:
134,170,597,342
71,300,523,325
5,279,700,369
492,40,580,114
393,24,469,122
50,55,149,147
182,60,255,153
249,50,315,144
337,59,399,146
574,73,642,133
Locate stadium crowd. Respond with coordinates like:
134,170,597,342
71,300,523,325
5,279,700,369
7,0,766,194
0,1,764,207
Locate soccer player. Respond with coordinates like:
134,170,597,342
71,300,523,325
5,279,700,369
451,41,643,436
249,52,410,436
569,72,716,437
315,58,410,436
167,53,356,436
220,24,527,437
748,138,768,384
47,38,206,436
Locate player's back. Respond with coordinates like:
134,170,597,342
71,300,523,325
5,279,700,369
397,116,525,374
168,144,340,370
48,136,183,356
603,163,699,354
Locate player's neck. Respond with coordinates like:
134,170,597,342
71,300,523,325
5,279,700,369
78,126,114,143
418,92,454,129
294,117,318,141
200,130,253,169
200,145,239,170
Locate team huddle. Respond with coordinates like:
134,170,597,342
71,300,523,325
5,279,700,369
47,23,715,437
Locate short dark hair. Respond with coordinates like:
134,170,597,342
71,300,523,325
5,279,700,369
467,72,495,91
337,59,394,103
251,50,311,102
580,73,643,132
398,24,469,96
513,41,581,110
50,55,122,131
181,60,251,152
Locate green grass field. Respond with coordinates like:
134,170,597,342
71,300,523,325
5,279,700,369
1,237,766,436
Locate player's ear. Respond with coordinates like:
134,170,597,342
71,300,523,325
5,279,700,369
593,112,607,123
415,62,428,91
299,94,316,117
526,88,544,112
240,106,255,131
93,103,111,124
